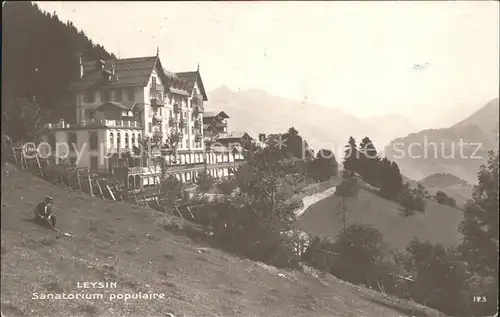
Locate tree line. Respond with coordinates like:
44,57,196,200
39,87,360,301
2,1,115,143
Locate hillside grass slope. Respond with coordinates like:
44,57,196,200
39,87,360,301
0,163,447,317
294,187,464,251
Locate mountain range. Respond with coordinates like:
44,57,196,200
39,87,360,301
204,86,422,157
204,87,498,185
384,98,499,184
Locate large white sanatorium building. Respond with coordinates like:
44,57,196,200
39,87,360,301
41,51,244,180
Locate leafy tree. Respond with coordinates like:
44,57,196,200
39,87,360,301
330,224,388,286
217,178,238,195
435,190,449,204
412,183,426,213
198,145,303,268
403,240,470,316
459,150,499,276
398,183,415,215
302,237,337,273
194,169,215,193
309,148,338,181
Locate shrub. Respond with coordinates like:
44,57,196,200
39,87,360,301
402,239,470,316
217,178,237,195
303,224,394,290
435,191,448,204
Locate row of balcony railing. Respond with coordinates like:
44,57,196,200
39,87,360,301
44,120,142,129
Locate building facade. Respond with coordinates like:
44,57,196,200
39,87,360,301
41,52,243,179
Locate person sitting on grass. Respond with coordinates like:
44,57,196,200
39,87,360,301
34,196,56,229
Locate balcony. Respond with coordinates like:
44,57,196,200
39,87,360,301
215,122,227,129
168,117,178,127
178,119,188,129
152,115,163,125
150,97,165,107
150,84,165,107
173,103,182,113
44,120,142,129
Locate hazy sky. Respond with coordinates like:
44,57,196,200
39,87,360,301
36,1,499,127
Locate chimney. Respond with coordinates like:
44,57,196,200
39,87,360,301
77,54,83,79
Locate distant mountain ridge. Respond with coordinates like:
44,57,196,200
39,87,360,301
384,98,499,184
204,86,421,156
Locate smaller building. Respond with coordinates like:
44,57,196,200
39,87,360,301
203,111,229,140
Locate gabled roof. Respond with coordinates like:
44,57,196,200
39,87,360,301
204,111,229,119
70,55,169,91
176,70,208,101
216,131,251,140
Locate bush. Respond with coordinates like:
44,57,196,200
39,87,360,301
402,239,470,316
190,197,301,269
303,224,394,289
447,197,457,208
217,178,237,195
196,172,214,193
435,191,448,204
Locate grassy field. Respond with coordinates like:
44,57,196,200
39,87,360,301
294,186,464,251
0,163,448,317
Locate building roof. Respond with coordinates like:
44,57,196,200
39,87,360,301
204,111,230,119
169,88,190,96
70,55,169,91
175,70,208,101
216,131,251,140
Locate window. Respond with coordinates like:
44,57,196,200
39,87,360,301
148,123,152,133
132,134,136,147
115,88,122,101
125,88,134,101
70,157,77,166
109,132,114,148
90,156,98,171
85,110,96,121
169,110,173,117
67,132,77,152
48,134,56,151
101,90,110,102
152,77,156,88
89,131,98,150
84,90,95,103
117,133,121,149
125,133,129,148
168,94,173,104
